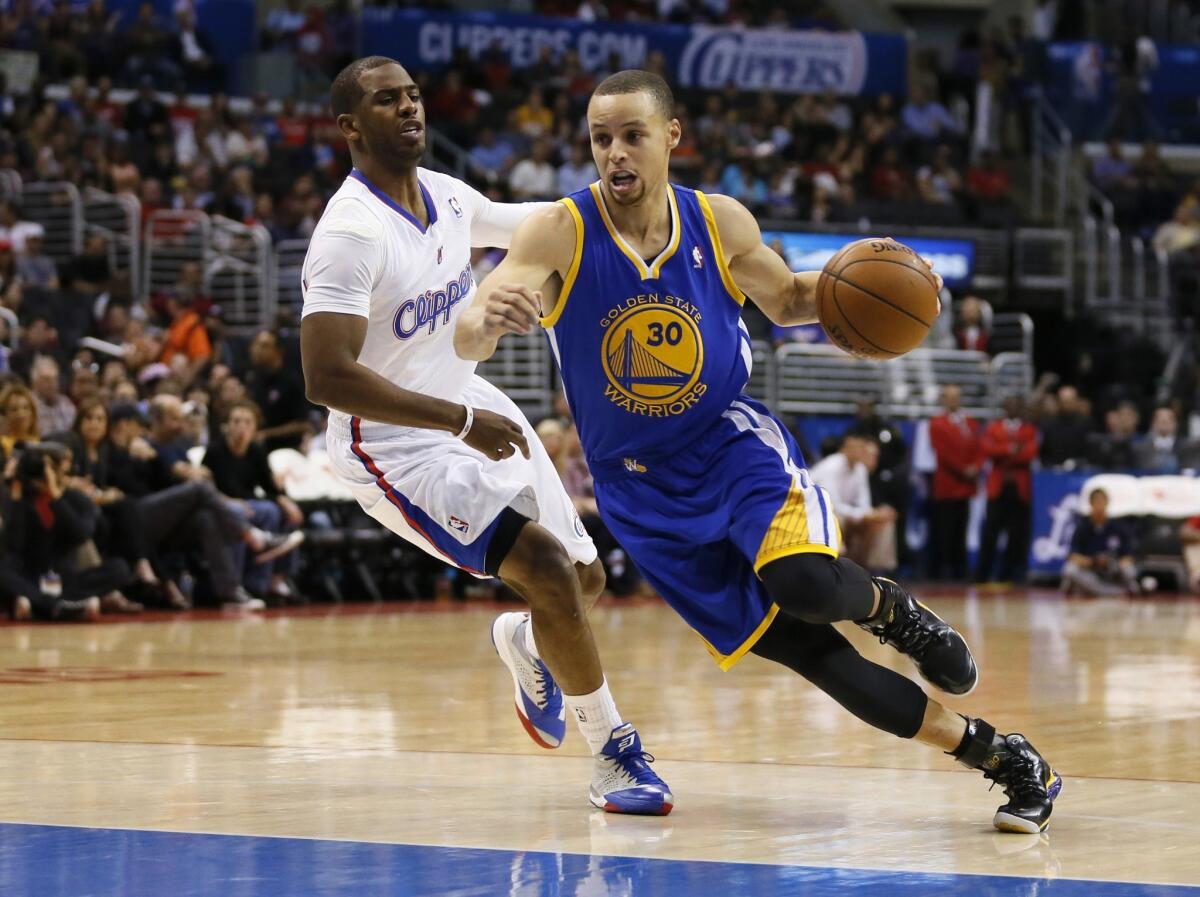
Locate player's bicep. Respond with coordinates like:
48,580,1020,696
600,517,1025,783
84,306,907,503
472,205,573,309
708,194,795,314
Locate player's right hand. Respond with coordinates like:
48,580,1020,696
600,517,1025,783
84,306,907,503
464,408,531,461
480,283,542,340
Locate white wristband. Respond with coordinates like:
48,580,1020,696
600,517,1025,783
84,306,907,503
454,404,474,440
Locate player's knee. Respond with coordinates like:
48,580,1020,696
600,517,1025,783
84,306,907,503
500,524,579,608
577,559,606,604
760,553,857,624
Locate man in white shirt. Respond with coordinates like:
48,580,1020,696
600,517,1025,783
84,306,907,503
811,434,898,572
298,56,670,815
508,138,558,201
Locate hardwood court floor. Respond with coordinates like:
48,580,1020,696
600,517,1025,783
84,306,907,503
0,590,1197,896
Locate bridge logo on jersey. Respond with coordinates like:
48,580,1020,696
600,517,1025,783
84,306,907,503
600,298,707,417
393,262,473,340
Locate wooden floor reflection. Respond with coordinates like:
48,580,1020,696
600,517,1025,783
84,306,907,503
0,589,1197,890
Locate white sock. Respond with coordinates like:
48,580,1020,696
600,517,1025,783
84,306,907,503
522,615,540,659
564,678,623,754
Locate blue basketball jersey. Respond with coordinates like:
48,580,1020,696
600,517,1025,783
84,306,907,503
542,182,754,470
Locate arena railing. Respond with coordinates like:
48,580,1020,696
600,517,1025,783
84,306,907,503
991,312,1034,358
22,181,83,267
475,331,555,419
142,209,211,301
83,188,141,298
0,169,21,203
209,215,272,331
1013,228,1074,308
271,238,311,325
1030,90,1072,226
772,344,1006,419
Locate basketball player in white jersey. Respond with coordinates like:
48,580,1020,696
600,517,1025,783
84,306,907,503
299,57,671,815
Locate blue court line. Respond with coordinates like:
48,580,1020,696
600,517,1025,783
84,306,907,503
0,823,1193,897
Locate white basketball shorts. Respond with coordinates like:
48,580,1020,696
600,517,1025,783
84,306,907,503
326,375,596,576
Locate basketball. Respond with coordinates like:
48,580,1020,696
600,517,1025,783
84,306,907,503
816,238,940,360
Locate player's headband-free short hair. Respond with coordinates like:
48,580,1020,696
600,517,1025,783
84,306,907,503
331,55,402,118
592,70,675,121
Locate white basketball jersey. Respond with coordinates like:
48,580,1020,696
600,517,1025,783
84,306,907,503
301,167,521,435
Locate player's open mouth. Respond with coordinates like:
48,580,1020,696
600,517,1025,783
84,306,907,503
610,172,636,193
398,122,424,139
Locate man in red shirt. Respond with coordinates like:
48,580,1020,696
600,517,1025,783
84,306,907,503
928,385,980,581
975,395,1039,584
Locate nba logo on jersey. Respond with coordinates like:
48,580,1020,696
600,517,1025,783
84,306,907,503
692,245,704,268
448,196,463,218
448,515,470,534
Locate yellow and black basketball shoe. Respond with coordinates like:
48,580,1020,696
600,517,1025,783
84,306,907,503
954,718,1063,833
857,578,978,695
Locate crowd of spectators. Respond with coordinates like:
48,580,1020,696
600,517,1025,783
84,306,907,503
5,2,1200,619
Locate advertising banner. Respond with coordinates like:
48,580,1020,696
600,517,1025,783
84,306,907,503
762,230,976,288
361,8,907,97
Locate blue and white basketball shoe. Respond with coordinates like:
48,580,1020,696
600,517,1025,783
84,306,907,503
491,612,566,749
589,723,674,816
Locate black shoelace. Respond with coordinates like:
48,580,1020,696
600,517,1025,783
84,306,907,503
879,608,939,659
984,754,1047,800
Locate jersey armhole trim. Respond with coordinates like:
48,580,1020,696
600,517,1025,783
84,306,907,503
696,191,746,307
539,197,584,329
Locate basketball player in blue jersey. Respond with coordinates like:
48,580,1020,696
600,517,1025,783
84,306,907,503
457,70,1061,834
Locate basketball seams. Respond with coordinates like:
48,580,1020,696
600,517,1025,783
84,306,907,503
841,255,939,292
830,279,898,359
832,269,935,329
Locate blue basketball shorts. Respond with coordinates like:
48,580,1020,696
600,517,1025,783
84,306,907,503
591,396,841,670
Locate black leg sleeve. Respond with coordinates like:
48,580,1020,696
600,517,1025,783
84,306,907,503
751,611,928,739
759,552,875,625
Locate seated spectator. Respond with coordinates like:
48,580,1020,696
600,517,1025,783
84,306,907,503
508,139,557,201
30,356,75,437
0,200,43,256
203,400,305,603
0,383,40,463
62,233,113,297
967,150,1012,204
7,315,62,382
104,402,280,609
954,295,991,352
2,443,142,614
1091,138,1135,193
0,240,22,312
1152,201,1200,257
917,145,963,205
1039,384,1091,468
245,330,313,452
557,143,594,197
811,434,897,573
1134,405,1200,473
901,85,961,143
1086,401,1140,469
513,86,554,139
869,146,913,201
158,282,212,387
469,129,515,181
1061,487,1145,596
15,227,59,292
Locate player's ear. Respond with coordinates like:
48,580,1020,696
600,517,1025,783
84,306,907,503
667,118,681,151
337,113,360,144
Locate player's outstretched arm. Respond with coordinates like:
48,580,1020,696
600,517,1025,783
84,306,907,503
454,203,575,362
301,312,529,460
705,193,820,327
